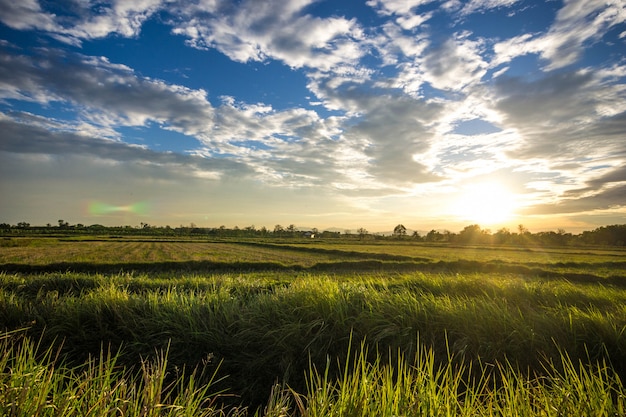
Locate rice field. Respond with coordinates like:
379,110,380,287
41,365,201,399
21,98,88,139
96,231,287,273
0,239,341,266
1,237,625,415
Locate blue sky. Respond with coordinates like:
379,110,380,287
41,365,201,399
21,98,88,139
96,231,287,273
1,0,625,232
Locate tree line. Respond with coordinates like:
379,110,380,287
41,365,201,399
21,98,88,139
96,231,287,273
1,221,625,246
404,223,626,247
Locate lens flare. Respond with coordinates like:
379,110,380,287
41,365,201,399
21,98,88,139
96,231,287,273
88,201,150,215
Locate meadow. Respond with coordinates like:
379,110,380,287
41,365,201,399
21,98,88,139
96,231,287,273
1,236,626,415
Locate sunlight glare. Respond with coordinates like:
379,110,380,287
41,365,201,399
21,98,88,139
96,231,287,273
450,182,517,225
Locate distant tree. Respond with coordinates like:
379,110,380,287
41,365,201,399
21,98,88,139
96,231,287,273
582,224,626,246
411,231,421,240
494,227,511,244
425,229,442,242
321,230,341,238
512,224,531,245
535,229,571,246
286,224,296,236
357,227,368,240
457,224,488,244
273,225,284,235
393,224,407,238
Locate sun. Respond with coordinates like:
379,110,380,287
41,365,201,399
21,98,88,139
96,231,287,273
450,181,518,226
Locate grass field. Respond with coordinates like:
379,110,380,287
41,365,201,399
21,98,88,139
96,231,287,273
1,237,625,415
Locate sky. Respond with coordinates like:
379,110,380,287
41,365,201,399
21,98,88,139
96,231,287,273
0,0,625,233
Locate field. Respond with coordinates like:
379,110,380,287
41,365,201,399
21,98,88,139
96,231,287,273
1,236,626,415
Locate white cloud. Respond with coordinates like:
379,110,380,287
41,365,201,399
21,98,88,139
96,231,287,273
495,68,626,148
373,27,489,98
339,92,444,185
0,0,58,32
170,0,365,71
67,0,164,40
371,21,429,66
366,0,436,16
0,113,251,180
0,0,164,44
415,33,488,92
493,0,626,70
459,0,522,16
491,33,537,68
396,12,433,30
0,49,215,135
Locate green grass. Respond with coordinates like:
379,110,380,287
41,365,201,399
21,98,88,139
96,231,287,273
1,238,626,414
2,331,625,416
291,339,626,417
1,271,626,410
0,331,236,417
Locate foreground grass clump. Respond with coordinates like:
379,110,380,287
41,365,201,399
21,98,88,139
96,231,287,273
0,332,235,417
2,333,625,417
286,341,626,417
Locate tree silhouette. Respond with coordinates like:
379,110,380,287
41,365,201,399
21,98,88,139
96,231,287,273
393,224,407,238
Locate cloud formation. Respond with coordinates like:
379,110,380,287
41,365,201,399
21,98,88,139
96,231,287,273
167,0,365,72
0,47,215,134
0,0,164,45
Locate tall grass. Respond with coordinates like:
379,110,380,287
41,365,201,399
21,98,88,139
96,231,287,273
2,331,624,416
0,331,237,417
2,271,626,408
286,340,626,417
